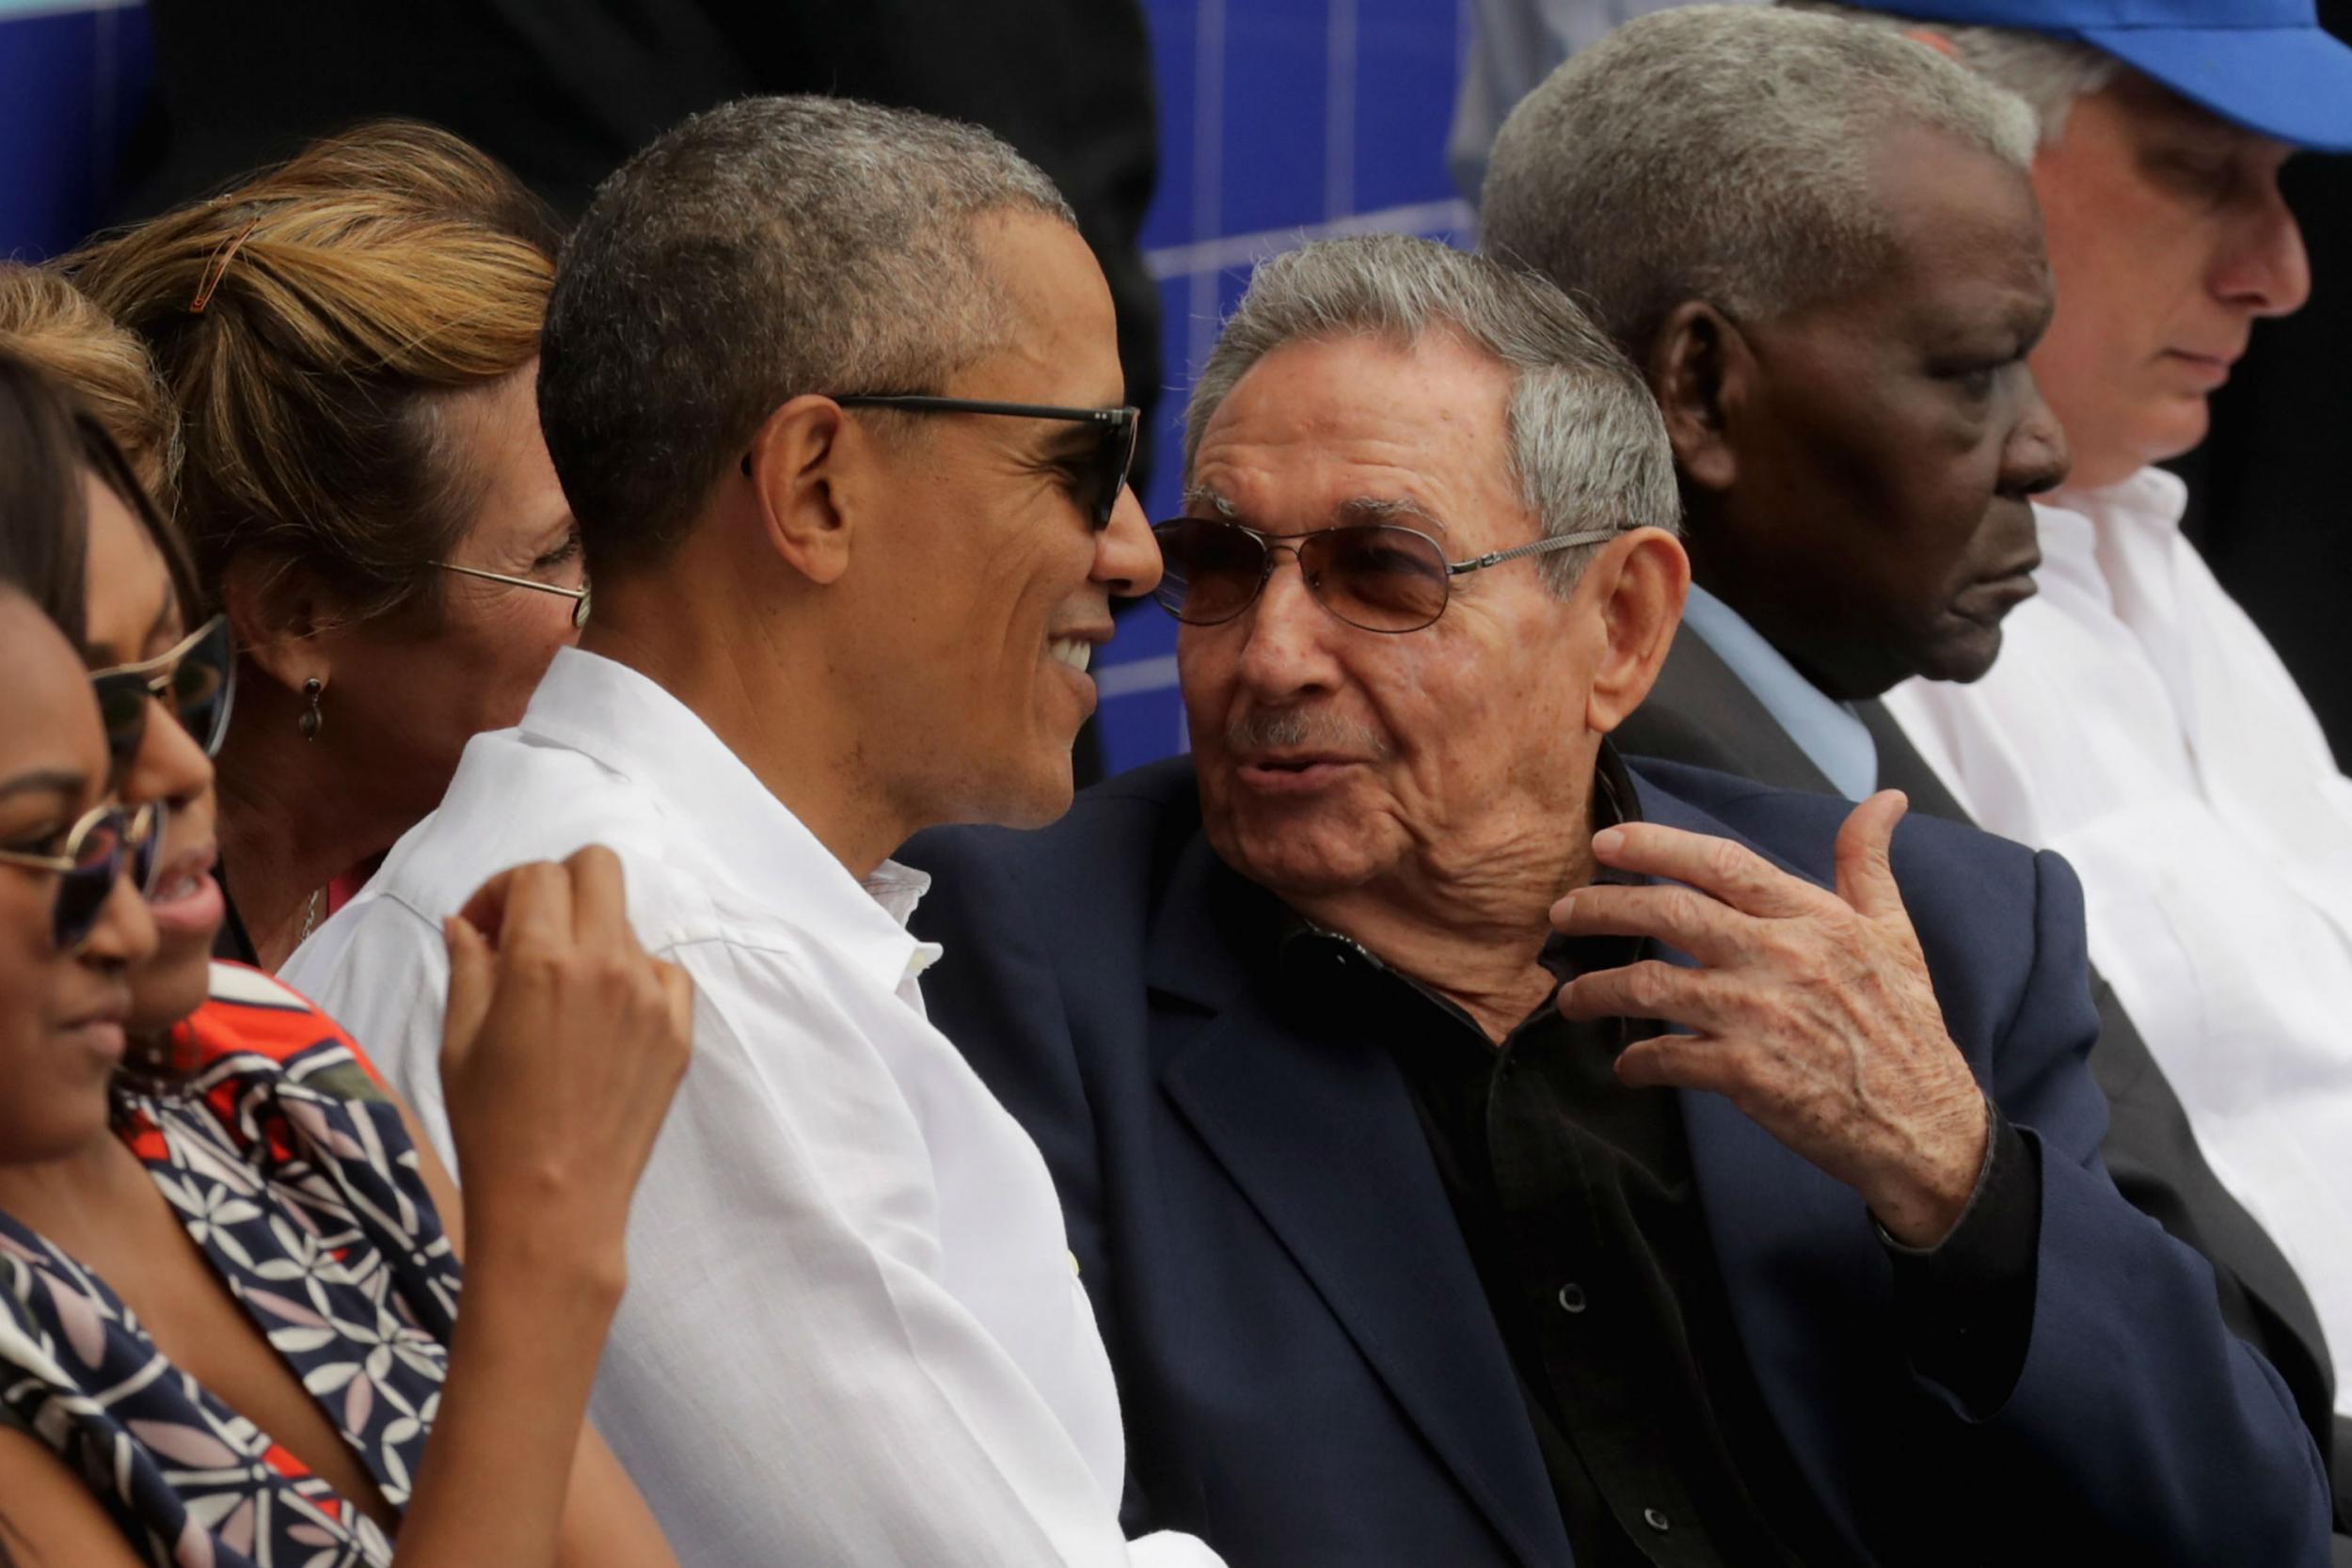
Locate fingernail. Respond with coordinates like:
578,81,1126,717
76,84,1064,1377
1592,827,1625,857
1550,892,1575,923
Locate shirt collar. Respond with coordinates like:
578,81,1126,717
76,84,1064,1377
1677,584,1878,803
516,647,936,996
2047,466,2188,537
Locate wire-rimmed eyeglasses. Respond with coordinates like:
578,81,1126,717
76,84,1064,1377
436,562,591,630
0,800,165,952
1149,516,1619,633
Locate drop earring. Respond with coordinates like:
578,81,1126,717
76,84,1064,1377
299,676,325,741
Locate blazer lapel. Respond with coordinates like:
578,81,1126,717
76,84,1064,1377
1146,844,1570,1568
1853,701,1972,824
1631,780,1906,1565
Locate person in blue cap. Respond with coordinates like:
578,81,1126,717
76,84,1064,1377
1813,0,2352,1474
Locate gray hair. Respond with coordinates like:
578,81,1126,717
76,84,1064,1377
1480,5,2037,361
1789,4,2121,143
539,94,1076,571
1184,233,1680,595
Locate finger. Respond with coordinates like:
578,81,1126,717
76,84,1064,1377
1589,822,1834,922
1554,959,1738,1035
564,844,633,950
1549,881,1753,966
486,860,573,960
1613,1031,1749,1097
440,916,493,1075
1833,790,1914,925
454,866,526,945
655,958,695,1048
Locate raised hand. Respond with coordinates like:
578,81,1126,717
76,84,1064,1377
1550,791,1989,1246
438,847,694,1287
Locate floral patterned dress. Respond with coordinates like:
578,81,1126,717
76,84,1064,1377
0,962,462,1568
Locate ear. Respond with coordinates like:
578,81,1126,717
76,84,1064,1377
741,394,868,588
1645,300,1751,498
217,553,331,696
1579,528,1692,736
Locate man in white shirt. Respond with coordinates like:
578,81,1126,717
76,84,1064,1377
284,97,1218,1567
1806,0,2352,1429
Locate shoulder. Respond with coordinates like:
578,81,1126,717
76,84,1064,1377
167,961,390,1101
904,755,1200,902
1628,755,2044,932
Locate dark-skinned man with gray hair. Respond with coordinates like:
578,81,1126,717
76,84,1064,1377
903,214,2329,1567
1791,1,2352,1463
284,96,1222,1568
1481,5,2352,1544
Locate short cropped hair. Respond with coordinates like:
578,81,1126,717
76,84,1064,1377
539,95,1077,574
1788,3,2120,143
1481,4,2037,363
1184,233,1680,594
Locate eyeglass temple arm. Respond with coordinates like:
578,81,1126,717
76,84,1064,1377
1447,526,1622,576
434,562,587,600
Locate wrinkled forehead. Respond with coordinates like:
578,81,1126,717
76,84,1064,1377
1186,334,1528,541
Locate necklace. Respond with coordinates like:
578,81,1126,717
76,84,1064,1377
297,887,326,945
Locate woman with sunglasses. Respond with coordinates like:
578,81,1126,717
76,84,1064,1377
0,354,687,1566
67,122,587,969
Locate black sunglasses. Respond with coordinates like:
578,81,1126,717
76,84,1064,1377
1150,516,1620,634
91,614,236,781
0,800,165,952
834,395,1140,531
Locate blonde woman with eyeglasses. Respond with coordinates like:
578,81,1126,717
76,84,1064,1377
65,122,585,969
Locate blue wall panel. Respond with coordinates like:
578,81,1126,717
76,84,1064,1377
0,3,150,262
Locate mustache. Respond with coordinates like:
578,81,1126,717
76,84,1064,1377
1224,706,1391,758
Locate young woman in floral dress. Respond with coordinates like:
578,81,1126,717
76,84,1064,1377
0,351,689,1566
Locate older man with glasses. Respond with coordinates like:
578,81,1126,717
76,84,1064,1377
904,230,2330,1566
284,96,1218,1568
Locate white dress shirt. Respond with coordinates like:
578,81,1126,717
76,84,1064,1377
283,648,1222,1567
1883,468,2352,1414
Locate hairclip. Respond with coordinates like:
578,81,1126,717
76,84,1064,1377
188,216,262,314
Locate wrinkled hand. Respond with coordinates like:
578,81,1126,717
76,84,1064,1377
1551,791,1988,1246
438,847,694,1285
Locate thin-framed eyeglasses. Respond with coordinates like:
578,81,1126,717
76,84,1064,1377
435,562,592,630
833,394,1141,531
90,613,236,783
1149,516,1621,633
0,800,165,952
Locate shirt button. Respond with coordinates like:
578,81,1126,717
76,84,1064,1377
1555,1282,1587,1314
1643,1507,1671,1533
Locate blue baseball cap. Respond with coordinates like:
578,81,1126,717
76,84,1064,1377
1868,0,2352,152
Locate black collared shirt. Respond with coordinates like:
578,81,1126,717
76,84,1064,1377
1271,744,2041,1567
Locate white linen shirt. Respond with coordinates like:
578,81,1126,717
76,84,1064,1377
1884,468,2352,1414
283,648,1220,1568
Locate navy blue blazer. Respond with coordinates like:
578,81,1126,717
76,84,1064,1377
904,755,2331,1567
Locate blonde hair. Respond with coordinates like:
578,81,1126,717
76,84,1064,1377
65,120,560,627
0,263,182,509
